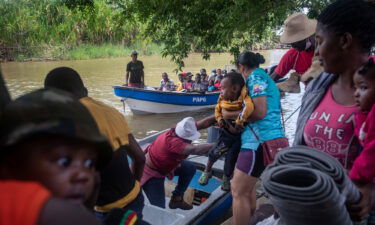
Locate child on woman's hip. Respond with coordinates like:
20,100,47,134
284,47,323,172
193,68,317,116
199,72,254,191
349,57,375,223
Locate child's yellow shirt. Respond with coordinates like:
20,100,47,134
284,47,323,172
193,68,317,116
215,86,254,126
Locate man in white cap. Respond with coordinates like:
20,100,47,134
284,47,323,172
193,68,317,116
125,50,144,88
270,13,317,92
140,116,215,210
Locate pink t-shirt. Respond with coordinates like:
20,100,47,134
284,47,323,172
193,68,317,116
183,81,193,90
303,87,359,169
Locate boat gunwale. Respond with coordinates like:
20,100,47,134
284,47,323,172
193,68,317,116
112,85,220,97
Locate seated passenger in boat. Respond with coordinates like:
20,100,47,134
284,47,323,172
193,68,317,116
207,80,218,92
159,72,175,91
214,75,222,90
182,73,194,91
176,73,186,91
191,73,207,92
200,68,208,81
199,72,254,191
141,117,214,210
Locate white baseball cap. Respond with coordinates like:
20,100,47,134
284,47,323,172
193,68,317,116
175,117,201,141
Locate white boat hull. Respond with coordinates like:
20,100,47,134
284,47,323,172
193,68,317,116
124,98,216,114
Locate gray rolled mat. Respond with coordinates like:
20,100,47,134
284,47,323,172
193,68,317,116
268,146,360,204
262,165,353,225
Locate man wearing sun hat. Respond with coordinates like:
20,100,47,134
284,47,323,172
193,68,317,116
141,117,214,210
125,50,144,88
270,13,317,88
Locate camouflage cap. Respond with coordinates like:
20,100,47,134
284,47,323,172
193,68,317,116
0,88,112,169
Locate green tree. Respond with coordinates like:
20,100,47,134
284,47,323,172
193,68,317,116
114,0,334,70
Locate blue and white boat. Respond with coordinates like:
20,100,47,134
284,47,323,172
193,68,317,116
113,85,220,114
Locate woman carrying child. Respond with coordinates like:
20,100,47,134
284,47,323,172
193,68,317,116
223,52,285,225
198,72,254,191
293,0,375,222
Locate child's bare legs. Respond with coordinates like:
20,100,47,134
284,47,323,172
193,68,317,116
204,160,214,173
199,160,214,185
199,137,225,185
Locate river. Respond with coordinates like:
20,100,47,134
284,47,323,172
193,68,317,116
1,49,303,142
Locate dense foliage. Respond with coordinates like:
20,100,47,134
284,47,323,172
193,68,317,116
117,0,334,70
0,0,141,60
0,0,335,68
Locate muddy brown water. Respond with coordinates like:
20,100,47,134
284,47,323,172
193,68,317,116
1,50,302,142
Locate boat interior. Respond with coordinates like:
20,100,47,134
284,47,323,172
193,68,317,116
138,130,232,225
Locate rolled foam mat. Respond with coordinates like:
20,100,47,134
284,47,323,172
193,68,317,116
268,146,360,204
261,146,361,225
262,165,353,225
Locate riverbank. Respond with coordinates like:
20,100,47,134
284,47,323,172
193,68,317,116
2,43,165,62
2,44,289,62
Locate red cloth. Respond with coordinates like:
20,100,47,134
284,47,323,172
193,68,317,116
140,164,174,186
183,81,193,90
147,128,189,173
128,83,142,88
0,180,51,225
275,48,314,77
303,87,359,169
350,105,375,184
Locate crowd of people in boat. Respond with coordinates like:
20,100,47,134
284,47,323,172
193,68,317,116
157,68,230,93
0,0,375,225
125,50,229,93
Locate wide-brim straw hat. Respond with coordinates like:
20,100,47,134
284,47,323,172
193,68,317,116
280,13,317,44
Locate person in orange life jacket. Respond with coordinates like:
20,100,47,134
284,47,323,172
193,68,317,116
270,13,316,82
44,67,146,221
141,117,215,210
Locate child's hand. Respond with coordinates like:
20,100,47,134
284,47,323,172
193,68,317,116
348,183,374,221
218,119,227,128
234,123,244,133
227,124,238,134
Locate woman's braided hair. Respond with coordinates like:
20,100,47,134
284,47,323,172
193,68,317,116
318,0,375,52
